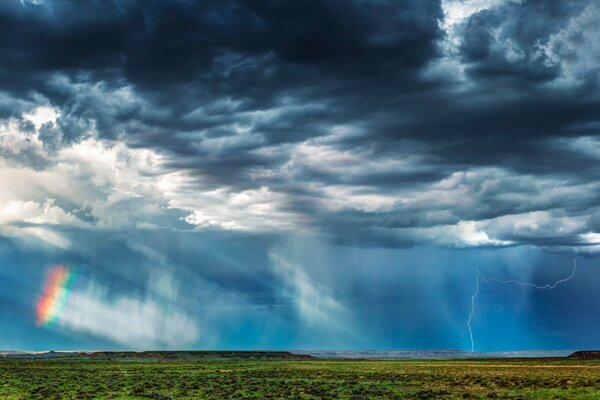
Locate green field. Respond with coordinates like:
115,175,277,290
1,358,600,399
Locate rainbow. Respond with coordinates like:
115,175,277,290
36,265,74,326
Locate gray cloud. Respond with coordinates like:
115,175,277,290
0,0,598,251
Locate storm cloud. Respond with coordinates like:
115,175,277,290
0,0,599,350
1,0,598,250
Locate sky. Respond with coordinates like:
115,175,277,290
0,0,599,352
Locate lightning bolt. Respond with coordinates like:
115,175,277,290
467,269,479,353
467,257,577,352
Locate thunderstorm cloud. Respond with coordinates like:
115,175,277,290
0,0,598,351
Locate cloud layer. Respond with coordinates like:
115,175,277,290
0,0,599,350
0,0,598,252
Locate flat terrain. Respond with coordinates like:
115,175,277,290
1,357,600,399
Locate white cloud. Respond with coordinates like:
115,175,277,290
485,211,586,238
425,220,512,247
0,118,45,157
24,105,59,129
441,0,518,31
0,138,170,241
165,177,304,231
579,232,600,245
0,199,80,249
0,199,77,225
0,121,305,243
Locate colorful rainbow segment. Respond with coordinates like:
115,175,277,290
36,265,75,326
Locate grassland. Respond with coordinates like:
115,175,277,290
1,357,600,399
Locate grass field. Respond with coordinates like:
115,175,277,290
1,358,600,399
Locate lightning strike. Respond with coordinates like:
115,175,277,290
468,258,577,352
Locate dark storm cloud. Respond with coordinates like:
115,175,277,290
1,0,599,249
0,0,441,95
0,0,442,133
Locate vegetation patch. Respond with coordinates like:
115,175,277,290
1,358,599,399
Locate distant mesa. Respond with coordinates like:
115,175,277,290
568,351,600,359
86,351,313,361
2,349,593,360
0,350,313,361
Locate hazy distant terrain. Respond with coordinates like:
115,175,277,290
1,350,312,361
1,349,578,360
294,350,574,359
